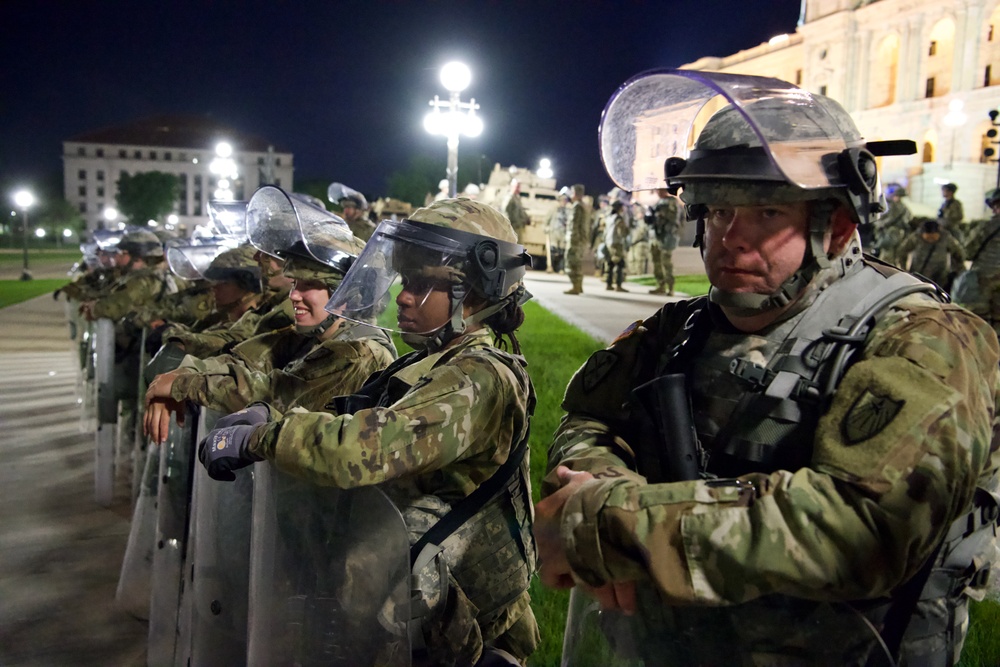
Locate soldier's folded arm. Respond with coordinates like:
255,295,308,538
546,305,997,607
247,354,516,488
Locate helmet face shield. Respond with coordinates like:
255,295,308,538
324,219,473,334
165,236,238,280
246,186,358,272
599,69,854,193
206,200,248,239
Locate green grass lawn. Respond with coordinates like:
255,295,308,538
0,248,80,267
0,279,67,308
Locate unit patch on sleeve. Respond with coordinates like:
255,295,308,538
842,389,905,445
582,350,619,393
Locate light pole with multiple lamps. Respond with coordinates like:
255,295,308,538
424,62,483,198
210,141,239,201
13,189,35,281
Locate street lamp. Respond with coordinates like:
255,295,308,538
103,206,118,230
943,98,967,170
210,141,239,201
424,61,483,198
13,189,35,281
537,158,554,180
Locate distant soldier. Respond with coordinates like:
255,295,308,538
563,184,588,295
604,200,629,292
502,179,530,241
957,188,1000,335
545,191,570,272
648,188,683,295
939,182,964,232
898,218,966,290
626,202,649,276
328,182,376,241
874,184,914,266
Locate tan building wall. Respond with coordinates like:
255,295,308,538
682,0,1000,221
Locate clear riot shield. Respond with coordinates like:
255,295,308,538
147,404,198,667
174,408,254,667
560,586,894,666
248,467,411,666
128,327,151,505
93,317,116,506
115,442,159,619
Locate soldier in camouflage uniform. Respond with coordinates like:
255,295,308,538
956,188,1000,336
648,188,683,295
143,218,394,442
329,182,377,241
198,198,539,667
564,183,589,295
535,70,1000,667
897,218,966,291
502,179,530,242
873,184,914,266
545,191,570,272
80,228,176,323
939,182,965,233
604,200,629,292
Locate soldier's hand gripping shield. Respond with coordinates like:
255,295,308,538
597,69,919,226
246,185,358,269
248,467,411,666
323,216,528,334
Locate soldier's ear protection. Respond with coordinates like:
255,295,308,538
466,239,531,302
664,157,687,195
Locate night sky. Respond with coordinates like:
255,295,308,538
1,0,804,200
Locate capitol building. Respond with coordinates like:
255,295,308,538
682,0,1000,220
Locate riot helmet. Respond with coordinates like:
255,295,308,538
117,227,164,266
598,68,915,315
985,188,1000,207
164,235,239,281
203,244,262,293
886,183,907,198
327,182,369,211
246,185,363,337
324,197,532,351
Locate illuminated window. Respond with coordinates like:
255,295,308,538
926,78,936,97
929,41,937,56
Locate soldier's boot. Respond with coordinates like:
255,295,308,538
564,278,583,295
668,279,675,296
649,281,667,295
615,284,629,293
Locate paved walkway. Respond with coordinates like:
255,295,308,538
0,295,146,666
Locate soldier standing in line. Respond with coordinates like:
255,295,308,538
564,183,589,295
874,184,914,266
196,199,539,667
648,187,683,295
545,191,570,273
502,179,530,242
955,188,1000,336
939,182,965,233
329,182,376,241
604,200,629,292
535,69,999,666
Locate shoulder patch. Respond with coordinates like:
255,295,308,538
582,350,618,392
842,389,905,444
613,320,642,345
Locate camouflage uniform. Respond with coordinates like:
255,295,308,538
503,190,530,241
898,227,966,289
604,209,629,291
547,259,1000,665
649,194,682,294
59,266,121,301
544,200,568,272
131,282,214,329
961,214,1000,334
247,330,538,666
875,196,914,266
169,319,395,413
939,196,965,230
89,263,175,322
564,186,589,294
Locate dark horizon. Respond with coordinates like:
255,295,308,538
1,0,803,201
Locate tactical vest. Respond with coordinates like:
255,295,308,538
970,218,1000,279
638,260,999,666
332,345,536,643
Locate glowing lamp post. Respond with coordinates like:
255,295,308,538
537,158,554,180
210,141,239,201
13,189,35,281
424,62,483,198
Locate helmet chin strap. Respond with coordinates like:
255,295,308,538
296,313,339,339
709,200,836,318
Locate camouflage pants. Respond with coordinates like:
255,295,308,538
565,243,585,283
650,242,675,290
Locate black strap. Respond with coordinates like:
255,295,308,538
409,432,530,566
970,221,1000,263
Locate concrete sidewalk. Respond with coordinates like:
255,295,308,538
0,295,146,666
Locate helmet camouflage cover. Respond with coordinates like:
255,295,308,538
118,228,164,258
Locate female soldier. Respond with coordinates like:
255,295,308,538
143,187,396,441
198,198,539,667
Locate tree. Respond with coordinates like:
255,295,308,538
116,171,180,225
39,198,86,239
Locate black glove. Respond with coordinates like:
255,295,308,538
214,402,271,429
198,424,264,481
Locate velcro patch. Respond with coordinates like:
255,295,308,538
613,320,642,345
582,350,618,392
842,389,905,444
